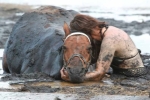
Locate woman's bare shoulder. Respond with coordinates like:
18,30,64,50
107,26,124,33
105,26,129,39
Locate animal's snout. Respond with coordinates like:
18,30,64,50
66,67,87,83
65,56,89,83
67,67,87,75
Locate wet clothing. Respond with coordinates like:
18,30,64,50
111,51,139,67
111,66,147,77
100,25,147,76
111,51,147,77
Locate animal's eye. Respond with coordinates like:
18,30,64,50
62,46,67,50
87,46,92,51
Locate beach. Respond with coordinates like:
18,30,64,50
0,2,150,100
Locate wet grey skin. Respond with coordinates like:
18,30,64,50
3,6,79,79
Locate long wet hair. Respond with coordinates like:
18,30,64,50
70,14,107,64
70,14,106,35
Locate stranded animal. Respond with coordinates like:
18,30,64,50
2,6,97,83
2,6,78,79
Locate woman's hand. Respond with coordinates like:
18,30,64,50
84,64,106,81
60,67,70,81
84,70,104,81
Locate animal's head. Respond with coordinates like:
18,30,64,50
62,22,92,83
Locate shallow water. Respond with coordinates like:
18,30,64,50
130,34,150,54
0,73,113,90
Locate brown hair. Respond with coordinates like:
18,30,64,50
70,14,106,64
70,14,106,34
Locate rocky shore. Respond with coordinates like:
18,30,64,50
0,3,150,99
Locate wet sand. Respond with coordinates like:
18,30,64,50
0,92,149,100
0,3,150,100
0,69,150,97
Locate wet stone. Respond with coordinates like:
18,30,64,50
137,78,149,84
120,80,134,87
136,85,149,91
120,78,148,87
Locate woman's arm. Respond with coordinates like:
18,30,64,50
84,37,116,81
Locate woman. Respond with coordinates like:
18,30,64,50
61,14,147,81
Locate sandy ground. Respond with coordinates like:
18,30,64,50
0,3,150,100
0,92,149,100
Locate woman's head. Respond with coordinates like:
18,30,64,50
70,14,106,35
70,14,103,64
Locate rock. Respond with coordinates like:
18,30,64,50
120,79,141,87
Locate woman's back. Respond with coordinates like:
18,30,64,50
104,26,144,71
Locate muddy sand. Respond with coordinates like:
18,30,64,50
0,3,150,100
